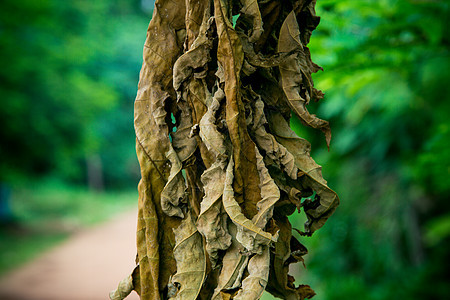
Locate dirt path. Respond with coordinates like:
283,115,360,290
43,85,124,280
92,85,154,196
0,209,140,300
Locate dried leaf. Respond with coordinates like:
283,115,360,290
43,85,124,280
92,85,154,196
122,1,340,299
239,31,293,69
133,0,187,298
187,79,214,168
238,0,264,43
198,87,227,159
109,266,140,300
252,148,280,229
197,160,231,266
267,111,339,234
163,4,216,220
160,146,186,218
266,215,315,300
234,246,270,300
171,100,197,163
197,86,232,266
278,10,331,148
211,223,250,300
185,0,210,49
250,92,298,180
170,212,207,299
254,0,281,52
173,12,213,95
215,0,262,218
213,149,279,297
109,273,134,300
223,156,276,254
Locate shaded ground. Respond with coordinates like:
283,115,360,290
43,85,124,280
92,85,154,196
0,209,140,300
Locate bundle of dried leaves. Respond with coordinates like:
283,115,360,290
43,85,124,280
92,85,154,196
110,0,339,299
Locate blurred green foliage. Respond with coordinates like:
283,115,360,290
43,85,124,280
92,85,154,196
286,0,450,299
0,0,449,298
0,0,150,187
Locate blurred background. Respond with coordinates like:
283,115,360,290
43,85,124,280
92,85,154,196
0,0,448,299
0,0,149,282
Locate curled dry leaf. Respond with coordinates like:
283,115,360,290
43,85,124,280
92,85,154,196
252,148,280,229
234,246,270,300
278,11,331,148
215,0,262,218
131,0,187,298
160,146,187,218
173,11,213,96
197,159,231,266
114,0,339,299
238,0,264,43
170,100,197,163
234,147,280,254
223,156,277,254
251,94,298,180
110,266,141,300
197,86,232,266
169,212,207,299
267,111,339,234
109,272,134,300
266,215,316,300
211,223,250,300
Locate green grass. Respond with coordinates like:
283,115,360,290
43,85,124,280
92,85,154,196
0,182,137,275
0,232,68,275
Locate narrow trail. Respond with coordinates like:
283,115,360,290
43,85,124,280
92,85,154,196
0,209,140,300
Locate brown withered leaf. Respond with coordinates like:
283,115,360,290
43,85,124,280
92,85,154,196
254,0,281,52
109,266,141,300
198,87,227,159
169,98,198,217
170,212,207,299
171,101,197,163
132,0,187,298
252,148,280,229
238,31,293,70
162,3,216,220
109,271,134,300
266,215,315,300
235,147,280,254
215,0,262,218
197,159,231,266
213,149,279,298
267,111,339,235
266,215,293,299
160,146,187,218
120,1,339,299
250,91,298,180
278,10,331,148
187,79,215,169
234,246,270,300
185,0,210,49
173,12,213,96
197,86,232,266
211,222,250,300
223,156,277,254
237,0,264,43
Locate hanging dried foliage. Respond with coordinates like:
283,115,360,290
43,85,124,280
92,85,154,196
111,0,339,299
